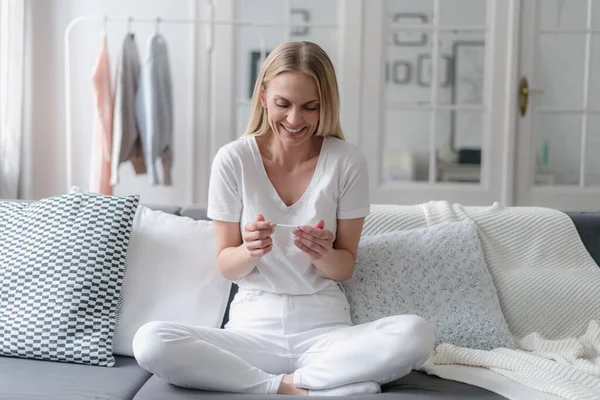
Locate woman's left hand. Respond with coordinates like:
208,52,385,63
292,220,334,261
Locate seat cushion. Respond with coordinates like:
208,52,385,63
0,355,151,400
132,371,506,399
387,371,507,399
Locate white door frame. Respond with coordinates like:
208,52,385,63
338,0,363,146
502,0,522,207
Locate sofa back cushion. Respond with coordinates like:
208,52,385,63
343,219,516,350
179,204,210,221
113,205,231,356
564,211,600,267
178,204,238,329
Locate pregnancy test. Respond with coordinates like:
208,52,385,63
274,224,321,230
274,224,298,229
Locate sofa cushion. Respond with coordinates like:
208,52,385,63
343,219,515,350
0,355,151,400
142,204,182,215
113,205,231,356
179,204,210,221
0,192,139,366
132,371,506,399
565,211,600,267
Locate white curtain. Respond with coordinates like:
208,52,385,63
0,0,25,199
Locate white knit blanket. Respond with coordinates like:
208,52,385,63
422,321,600,400
364,201,600,400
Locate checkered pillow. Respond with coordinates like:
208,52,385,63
0,192,139,366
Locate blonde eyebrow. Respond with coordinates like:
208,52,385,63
275,96,319,105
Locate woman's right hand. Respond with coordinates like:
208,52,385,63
243,214,275,258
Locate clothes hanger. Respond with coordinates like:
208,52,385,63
155,17,161,35
101,15,108,37
127,16,134,37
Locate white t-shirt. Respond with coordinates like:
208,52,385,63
207,135,370,295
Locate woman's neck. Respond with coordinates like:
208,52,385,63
258,134,323,170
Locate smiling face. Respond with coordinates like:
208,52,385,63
260,71,321,146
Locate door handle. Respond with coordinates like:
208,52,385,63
519,77,544,117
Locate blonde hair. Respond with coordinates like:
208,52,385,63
244,41,344,140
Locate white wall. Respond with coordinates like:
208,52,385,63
22,0,199,204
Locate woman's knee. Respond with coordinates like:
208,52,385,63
132,321,175,371
407,315,436,355
376,315,436,365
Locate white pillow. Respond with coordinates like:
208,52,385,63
113,205,232,356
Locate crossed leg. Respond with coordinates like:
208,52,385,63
132,315,434,396
132,321,290,394
292,315,435,393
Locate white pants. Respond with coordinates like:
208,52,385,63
132,283,435,394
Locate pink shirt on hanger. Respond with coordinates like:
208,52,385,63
89,35,114,195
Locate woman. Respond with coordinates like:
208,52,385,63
133,41,435,396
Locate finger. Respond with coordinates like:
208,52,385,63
246,220,276,232
295,236,323,255
244,229,273,242
296,226,331,240
244,214,268,232
297,225,321,236
259,221,277,229
246,237,273,250
250,244,272,257
294,239,320,259
314,219,325,230
292,229,330,248
255,214,276,230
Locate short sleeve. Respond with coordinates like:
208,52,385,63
337,147,370,219
207,147,243,222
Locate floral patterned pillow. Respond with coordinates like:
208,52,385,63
343,219,515,350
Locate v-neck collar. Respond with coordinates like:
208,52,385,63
250,136,328,210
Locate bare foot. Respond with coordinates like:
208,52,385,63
277,373,308,396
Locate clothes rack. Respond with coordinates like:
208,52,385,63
64,8,339,194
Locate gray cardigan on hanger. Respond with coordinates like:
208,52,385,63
111,32,147,186
135,33,174,186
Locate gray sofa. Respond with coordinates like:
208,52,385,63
1,202,598,400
